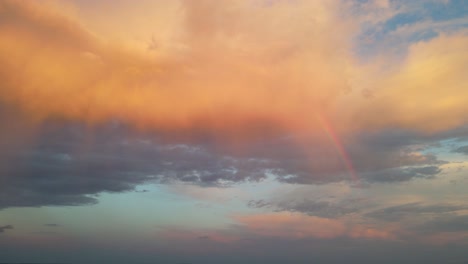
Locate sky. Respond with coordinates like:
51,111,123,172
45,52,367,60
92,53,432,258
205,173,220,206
0,0,467,263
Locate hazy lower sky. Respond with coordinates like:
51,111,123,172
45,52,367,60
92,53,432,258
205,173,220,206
0,0,467,263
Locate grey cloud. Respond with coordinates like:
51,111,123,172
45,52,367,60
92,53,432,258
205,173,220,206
0,192,98,209
275,164,444,185
247,199,271,209
452,145,468,155
248,199,360,218
278,200,359,218
366,203,468,222
362,166,442,183
410,166,442,175
0,104,455,210
0,117,449,210
0,117,273,209
0,225,13,233
268,129,448,184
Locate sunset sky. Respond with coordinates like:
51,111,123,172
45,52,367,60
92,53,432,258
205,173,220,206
0,0,467,263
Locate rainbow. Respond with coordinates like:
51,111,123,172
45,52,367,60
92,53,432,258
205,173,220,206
316,113,359,182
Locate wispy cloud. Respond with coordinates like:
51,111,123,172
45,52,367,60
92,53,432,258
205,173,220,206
453,145,468,155
0,225,13,233
366,203,468,222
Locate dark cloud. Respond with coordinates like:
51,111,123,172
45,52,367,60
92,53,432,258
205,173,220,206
0,117,273,209
452,145,468,155
0,100,455,210
0,114,451,210
0,224,13,233
366,203,468,222
0,192,98,209
268,129,448,184
347,129,449,174
362,166,442,183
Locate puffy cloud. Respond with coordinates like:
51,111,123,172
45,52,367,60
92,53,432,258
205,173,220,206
0,0,356,143
353,32,468,133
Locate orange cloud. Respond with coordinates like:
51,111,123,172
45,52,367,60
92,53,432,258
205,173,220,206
1,0,465,151
0,0,356,144
352,32,468,133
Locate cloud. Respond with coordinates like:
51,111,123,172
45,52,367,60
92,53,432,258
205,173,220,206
362,166,442,183
352,0,467,60
235,212,394,240
418,214,468,233
154,225,467,263
248,199,360,218
0,0,463,212
270,135,445,184
353,32,468,133
0,225,13,233
366,203,468,222
247,199,271,209
0,0,357,143
0,118,284,209
453,145,468,155
161,211,396,244
0,116,448,209
1,2,468,262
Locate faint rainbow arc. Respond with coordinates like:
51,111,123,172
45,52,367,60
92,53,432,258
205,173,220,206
316,113,359,182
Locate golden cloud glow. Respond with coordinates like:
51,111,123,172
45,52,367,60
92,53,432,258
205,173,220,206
0,0,466,142
354,32,468,133
0,0,357,143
